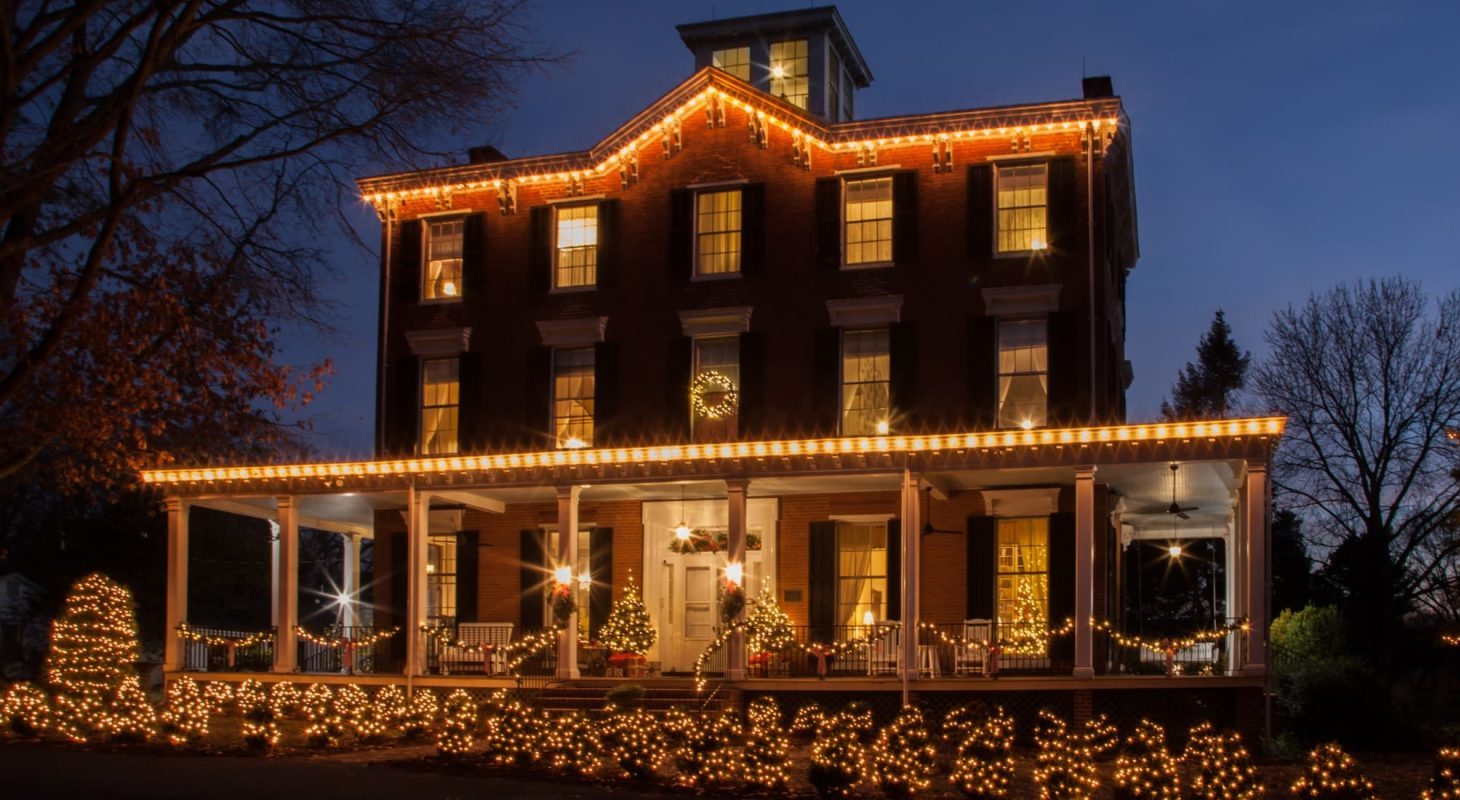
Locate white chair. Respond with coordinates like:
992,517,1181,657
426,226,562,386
867,622,902,676
441,622,513,675
953,618,992,676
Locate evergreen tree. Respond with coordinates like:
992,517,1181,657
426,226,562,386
746,586,796,653
600,575,656,654
1161,310,1252,420
45,573,145,742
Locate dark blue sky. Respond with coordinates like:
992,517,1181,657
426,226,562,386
289,0,1460,458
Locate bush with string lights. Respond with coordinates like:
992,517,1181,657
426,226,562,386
2,681,52,737
943,702,992,745
1112,719,1181,799
368,685,406,740
44,573,147,743
1185,723,1263,800
482,694,545,767
791,703,825,740
870,706,940,798
597,707,667,780
1082,713,1120,762
1032,712,1099,800
743,696,791,790
842,699,876,742
673,711,742,788
237,678,279,750
1289,743,1376,799
302,683,344,748
540,709,599,776
159,676,210,746
267,681,301,718
810,711,868,798
435,689,478,757
333,683,375,741
950,706,1016,799
202,681,234,715
401,688,438,739
1423,747,1460,800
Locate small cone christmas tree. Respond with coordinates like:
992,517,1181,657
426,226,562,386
45,573,146,743
1004,576,1049,656
746,582,796,654
600,573,656,655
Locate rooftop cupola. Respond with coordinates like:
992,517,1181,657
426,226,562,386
677,5,872,122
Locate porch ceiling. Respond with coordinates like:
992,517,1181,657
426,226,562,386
1103,460,1242,537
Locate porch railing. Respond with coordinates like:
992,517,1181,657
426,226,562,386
1095,619,1244,677
295,625,401,674
179,624,274,672
422,622,558,680
745,624,901,678
917,622,1071,677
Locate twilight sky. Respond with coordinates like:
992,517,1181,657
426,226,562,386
287,0,1460,458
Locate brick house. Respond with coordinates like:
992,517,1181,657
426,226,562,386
148,7,1281,727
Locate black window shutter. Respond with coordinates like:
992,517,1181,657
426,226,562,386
738,331,765,438
596,199,619,289
589,527,613,640
812,327,842,435
669,189,694,281
740,184,766,276
665,336,692,440
814,177,842,270
519,529,546,631
1047,511,1076,663
461,212,487,296
892,171,918,264
396,219,421,304
529,206,552,295
967,317,997,428
886,519,902,622
593,341,619,445
387,355,419,457
966,516,996,619
388,531,407,663
457,351,483,453
808,520,839,643
524,346,553,449
966,165,993,259
889,321,918,429
456,530,479,623
1047,157,1080,254
1046,312,1081,426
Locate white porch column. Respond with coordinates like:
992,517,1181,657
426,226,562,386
272,496,300,673
341,533,361,628
1073,466,1097,679
725,478,749,681
1244,461,1270,676
555,485,582,680
163,498,190,671
405,487,431,676
899,468,922,684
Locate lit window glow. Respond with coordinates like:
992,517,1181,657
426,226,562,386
424,218,464,300
712,47,750,82
420,359,459,455
768,40,808,109
996,163,1049,253
844,177,893,265
554,205,598,289
841,328,890,436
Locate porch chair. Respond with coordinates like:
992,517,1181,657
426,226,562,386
441,622,513,675
866,621,902,676
953,618,992,676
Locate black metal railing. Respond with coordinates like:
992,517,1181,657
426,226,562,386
295,625,401,674
919,622,1070,676
745,624,902,678
1096,619,1243,677
180,625,274,672
420,622,558,680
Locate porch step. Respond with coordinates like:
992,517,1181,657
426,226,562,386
530,682,733,715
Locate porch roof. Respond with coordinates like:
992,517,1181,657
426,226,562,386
141,417,1285,499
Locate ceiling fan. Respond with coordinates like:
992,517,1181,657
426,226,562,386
1164,463,1199,520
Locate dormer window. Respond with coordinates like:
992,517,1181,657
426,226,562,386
769,39,809,109
711,46,750,82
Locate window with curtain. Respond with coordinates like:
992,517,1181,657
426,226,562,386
837,522,887,627
545,529,591,640
553,348,595,448
841,327,890,435
844,176,893,265
711,46,750,82
997,318,1048,429
996,517,1049,655
695,189,742,276
996,163,1049,253
426,535,457,624
419,358,459,455
769,39,808,109
692,336,739,439
423,218,464,300
554,204,598,289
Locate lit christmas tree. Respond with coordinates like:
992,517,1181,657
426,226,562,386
871,706,940,799
745,585,796,654
1289,743,1376,800
45,573,146,742
1112,720,1181,800
950,707,1016,799
1003,576,1049,656
599,574,656,655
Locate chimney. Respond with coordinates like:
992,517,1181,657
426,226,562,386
467,145,509,164
1082,75,1114,99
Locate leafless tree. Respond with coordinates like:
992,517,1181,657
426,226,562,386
0,1,553,487
1253,277,1460,672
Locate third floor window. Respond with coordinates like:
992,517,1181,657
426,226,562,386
420,358,459,455
711,46,750,82
423,218,463,300
996,163,1049,253
844,177,893,266
769,39,809,109
696,189,742,276
554,205,598,289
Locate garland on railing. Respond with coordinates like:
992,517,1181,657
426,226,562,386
175,624,273,649
418,624,564,673
293,627,399,650
915,617,1249,675
1441,634,1460,647
692,621,900,691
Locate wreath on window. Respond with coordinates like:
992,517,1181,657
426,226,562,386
691,370,739,420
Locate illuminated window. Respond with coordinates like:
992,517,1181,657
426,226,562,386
996,163,1049,253
844,177,893,265
711,46,750,82
997,319,1048,429
692,336,739,438
841,328,890,436
545,529,592,640
554,205,598,289
552,347,594,448
837,522,887,627
419,359,459,455
769,39,809,109
423,218,463,300
695,189,742,276
996,517,1049,656
426,536,456,624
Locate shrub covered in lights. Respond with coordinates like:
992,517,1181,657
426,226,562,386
203,681,234,715
483,695,544,767
743,697,791,790
1081,713,1120,761
842,700,876,742
1032,712,1099,800
943,702,992,745
45,573,146,743
871,706,939,799
435,689,478,757
160,675,210,746
598,707,667,780
302,683,344,748
2,681,52,737
810,712,868,798
1112,720,1180,800
674,712,743,788
369,685,407,739
1185,723,1263,800
237,679,279,750
791,703,825,740
950,706,1016,799
540,709,599,776
333,683,374,741
1423,747,1460,800
1289,742,1376,799
401,688,438,739
268,681,301,718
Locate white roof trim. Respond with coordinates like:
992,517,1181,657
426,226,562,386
826,295,903,327
536,317,608,347
981,284,1061,317
678,306,753,337
405,327,472,357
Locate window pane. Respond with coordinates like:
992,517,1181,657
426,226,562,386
553,348,595,447
995,517,1049,656
692,335,739,438
555,205,598,288
996,164,1049,253
711,46,750,82
841,328,890,435
424,219,464,299
844,177,893,265
769,39,809,109
420,359,459,455
997,319,1048,429
695,190,742,275
837,522,888,626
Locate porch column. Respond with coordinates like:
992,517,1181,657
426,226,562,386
1073,466,1097,679
405,487,431,676
272,496,300,673
163,498,190,671
341,533,361,628
555,485,582,680
899,468,922,683
725,478,749,681
1243,461,1270,677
